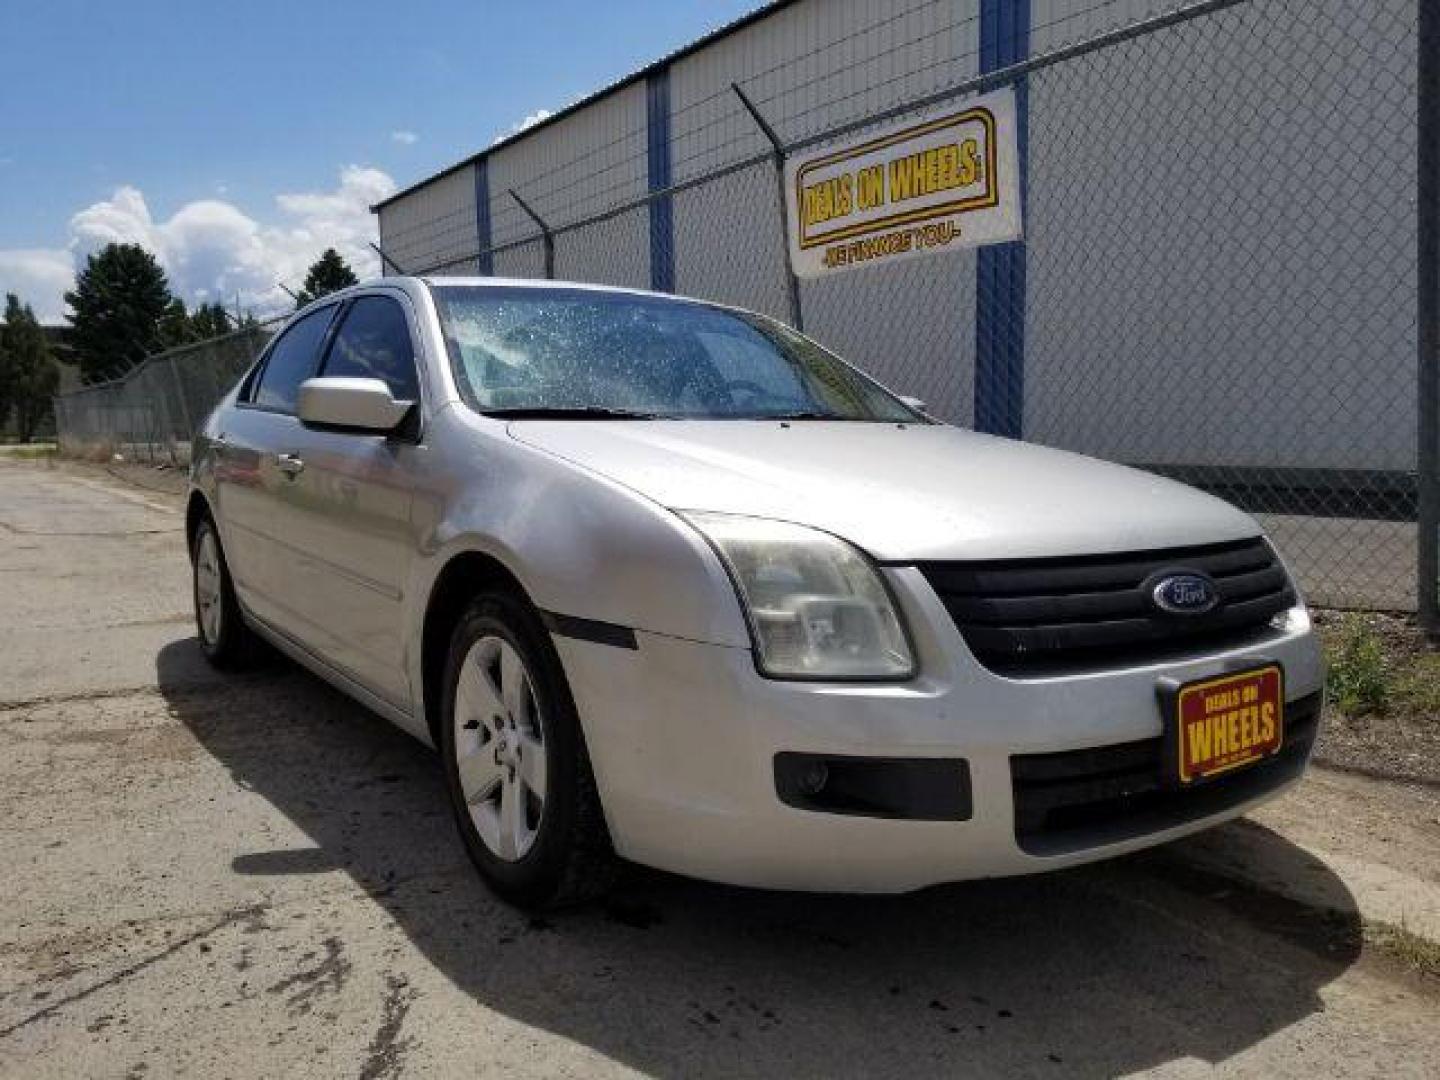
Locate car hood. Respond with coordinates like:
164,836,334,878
508,420,1260,561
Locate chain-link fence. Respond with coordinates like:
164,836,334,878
401,0,1432,617
55,0,1435,620
53,321,278,465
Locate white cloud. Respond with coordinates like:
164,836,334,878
390,130,419,145
494,108,553,144
0,165,396,324
0,249,75,324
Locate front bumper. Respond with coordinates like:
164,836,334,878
554,567,1324,892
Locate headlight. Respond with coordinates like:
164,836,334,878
1269,605,1311,634
1263,538,1310,633
681,511,915,680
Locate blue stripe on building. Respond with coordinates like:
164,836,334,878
974,0,1030,438
473,158,493,275
646,68,675,293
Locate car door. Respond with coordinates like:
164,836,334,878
213,303,338,639
263,291,424,709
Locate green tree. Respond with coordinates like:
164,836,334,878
158,297,195,349
1,295,60,442
64,243,174,381
294,248,358,308
189,302,234,340
0,316,13,434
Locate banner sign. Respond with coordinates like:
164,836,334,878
784,87,1023,279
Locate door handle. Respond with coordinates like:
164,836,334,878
276,453,305,478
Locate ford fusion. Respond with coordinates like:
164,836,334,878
188,277,1322,908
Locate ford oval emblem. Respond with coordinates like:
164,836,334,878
1150,571,1220,616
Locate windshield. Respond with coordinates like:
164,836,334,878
430,286,922,422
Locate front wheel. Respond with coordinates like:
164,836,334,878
440,592,614,909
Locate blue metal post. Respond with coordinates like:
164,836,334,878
646,69,675,292
973,0,1031,437
473,159,493,275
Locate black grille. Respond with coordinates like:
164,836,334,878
917,537,1295,676
1010,691,1321,855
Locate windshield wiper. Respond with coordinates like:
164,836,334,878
482,406,666,420
762,410,849,421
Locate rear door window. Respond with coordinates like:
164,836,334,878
320,296,419,401
252,306,336,412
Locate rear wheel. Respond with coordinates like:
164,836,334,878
192,516,257,668
441,591,615,908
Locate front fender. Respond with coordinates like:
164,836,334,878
401,407,751,719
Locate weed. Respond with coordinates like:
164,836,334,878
1390,651,1440,715
1324,615,1389,716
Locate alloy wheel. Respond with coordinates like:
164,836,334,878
452,634,547,861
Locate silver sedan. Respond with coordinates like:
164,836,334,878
188,277,1322,908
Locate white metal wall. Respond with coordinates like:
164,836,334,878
1029,0,1178,52
376,166,477,276
488,81,651,289
669,0,983,421
1023,0,1417,470
373,0,1415,472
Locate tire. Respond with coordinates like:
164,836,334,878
440,590,615,909
191,515,258,669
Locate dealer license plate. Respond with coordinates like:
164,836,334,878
1168,664,1284,785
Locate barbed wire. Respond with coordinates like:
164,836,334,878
53,0,1431,618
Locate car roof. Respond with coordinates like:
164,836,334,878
417,276,717,305
286,276,744,328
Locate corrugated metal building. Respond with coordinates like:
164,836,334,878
373,0,1415,487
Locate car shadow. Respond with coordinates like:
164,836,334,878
157,639,1362,1079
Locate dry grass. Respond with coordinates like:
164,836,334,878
1364,918,1440,983
0,443,57,460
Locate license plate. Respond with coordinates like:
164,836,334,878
1166,664,1284,785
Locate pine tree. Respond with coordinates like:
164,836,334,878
64,243,175,381
189,302,234,340
294,248,359,308
0,311,13,434
158,297,195,349
2,295,60,442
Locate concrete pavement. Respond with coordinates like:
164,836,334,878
1,457,1436,1079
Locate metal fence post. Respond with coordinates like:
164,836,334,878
731,82,804,332
370,241,408,275
43,4,1427,622
1419,0,1439,634
509,189,555,279
167,353,193,442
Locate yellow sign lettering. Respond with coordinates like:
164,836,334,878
886,139,985,205
1187,721,1212,765
803,175,854,228
1259,701,1276,742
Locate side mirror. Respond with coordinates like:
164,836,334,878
297,377,413,433
898,394,929,415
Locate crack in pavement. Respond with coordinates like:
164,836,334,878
0,521,182,536
266,936,353,1016
0,904,267,1040
0,679,273,716
358,973,419,1080
0,685,163,713
11,612,194,634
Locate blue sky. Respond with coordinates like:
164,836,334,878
0,0,759,321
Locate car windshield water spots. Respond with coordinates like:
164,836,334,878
429,286,921,422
